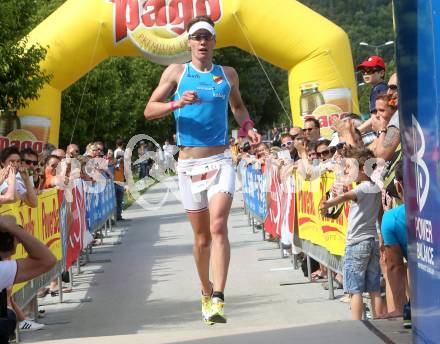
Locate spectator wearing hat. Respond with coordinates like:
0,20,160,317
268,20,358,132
357,56,388,113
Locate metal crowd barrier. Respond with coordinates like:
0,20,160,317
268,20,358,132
239,160,344,300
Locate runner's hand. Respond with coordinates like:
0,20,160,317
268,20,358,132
179,91,199,107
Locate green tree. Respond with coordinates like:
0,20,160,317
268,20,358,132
0,0,52,111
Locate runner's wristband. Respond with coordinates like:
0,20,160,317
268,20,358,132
241,118,254,132
170,101,179,111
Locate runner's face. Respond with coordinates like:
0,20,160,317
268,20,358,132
188,29,215,60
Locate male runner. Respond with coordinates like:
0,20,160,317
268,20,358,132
144,16,260,324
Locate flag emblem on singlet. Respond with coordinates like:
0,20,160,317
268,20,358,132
213,75,223,84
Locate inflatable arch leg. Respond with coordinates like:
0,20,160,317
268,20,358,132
17,0,357,146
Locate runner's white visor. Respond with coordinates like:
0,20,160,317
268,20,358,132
188,22,216,37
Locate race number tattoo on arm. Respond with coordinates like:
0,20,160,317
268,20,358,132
382,127,400,149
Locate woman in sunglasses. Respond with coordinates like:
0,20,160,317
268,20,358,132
144,16,260,324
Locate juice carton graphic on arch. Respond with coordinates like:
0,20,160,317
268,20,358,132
0,111,51,153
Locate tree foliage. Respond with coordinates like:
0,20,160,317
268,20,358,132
0,1,52,111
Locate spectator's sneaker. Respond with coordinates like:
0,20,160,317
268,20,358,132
339,293,351,303
403,301,411,329
19,319,45,331
201,294,214,325
208,297,227,324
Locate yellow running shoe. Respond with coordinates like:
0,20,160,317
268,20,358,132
208,297,227,323
201,294,214,325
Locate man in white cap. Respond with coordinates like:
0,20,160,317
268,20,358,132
144,15,260,324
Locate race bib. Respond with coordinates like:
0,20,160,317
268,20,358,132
187,162,221,194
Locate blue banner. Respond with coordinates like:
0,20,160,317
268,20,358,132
240,161,267,221
84,177,116,232
395,1,440,342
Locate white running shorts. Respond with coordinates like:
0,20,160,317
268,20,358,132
177,152,235,213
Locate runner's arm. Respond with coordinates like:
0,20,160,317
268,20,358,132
144,64,181,120
144,64,198,120
225,67,261,144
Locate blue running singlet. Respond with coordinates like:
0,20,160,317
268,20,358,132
173,63,231,147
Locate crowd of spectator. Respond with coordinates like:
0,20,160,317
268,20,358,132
231,60,409,325
0,135,176,341
0,55,409,341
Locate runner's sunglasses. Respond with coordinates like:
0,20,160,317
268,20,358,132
189,33,214,41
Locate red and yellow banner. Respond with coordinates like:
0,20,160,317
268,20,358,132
296,175,326,248
319,173,349,256
0,190,61,293
295,171,349,256
37,189,61,261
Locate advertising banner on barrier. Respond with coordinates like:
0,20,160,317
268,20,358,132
84,178,115,232
242,164,267,220
320,173,348,256
296,175,326,248
264,164,282,238
38,189,62,261
3,190,61,294
242,163,347,255
395,1,440,342
61,183,88,270
0,176,115,296
281,176,296,245
0,205,24,293
12,203,40,293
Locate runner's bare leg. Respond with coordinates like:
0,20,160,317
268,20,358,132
187,210,212,295
209,192,233,293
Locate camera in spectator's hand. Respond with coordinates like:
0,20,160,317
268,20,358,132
242,141,251,153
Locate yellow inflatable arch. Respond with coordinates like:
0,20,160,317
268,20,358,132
15,0,358,146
